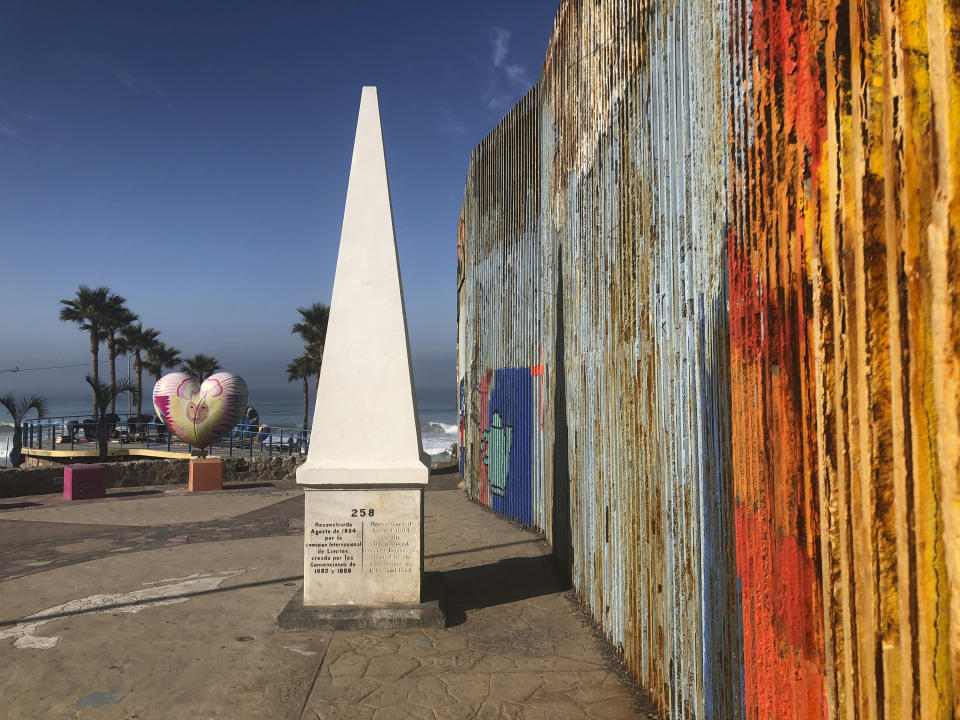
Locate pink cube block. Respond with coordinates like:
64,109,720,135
64,465,107,500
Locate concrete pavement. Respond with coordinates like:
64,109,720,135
0,475,657,719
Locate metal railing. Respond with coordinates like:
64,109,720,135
21,414,310,458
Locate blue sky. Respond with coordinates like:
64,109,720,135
0,0,557,406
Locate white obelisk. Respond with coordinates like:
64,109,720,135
297,87,430,607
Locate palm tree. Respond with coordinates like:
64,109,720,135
0,394,47,468
59,285,111,415
144,342,181,383
119,323,160,415
292,302,330,347
180,354,221,381
303,342,324,391
99,294,138,414
286,355,313,430
292,302,329,389
84,376,136,460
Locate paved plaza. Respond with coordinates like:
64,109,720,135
0,473,655,719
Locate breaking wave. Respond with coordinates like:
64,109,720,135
422,422,457,434
421,420,458,459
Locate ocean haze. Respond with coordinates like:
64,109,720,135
0,349,457,406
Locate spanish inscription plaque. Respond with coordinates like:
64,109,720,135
303,488,422,605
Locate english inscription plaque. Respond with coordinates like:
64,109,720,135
303,488,422,605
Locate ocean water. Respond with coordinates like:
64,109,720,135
0,387,458,467
0,425,10,468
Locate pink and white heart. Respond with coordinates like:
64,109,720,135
153,372,249,448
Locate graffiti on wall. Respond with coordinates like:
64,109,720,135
463,366,534,526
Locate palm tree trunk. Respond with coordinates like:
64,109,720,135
135,352,144,415
108,334,118,414
10,423,23,468
98,421,109,461
302,378,309,430
89,328,99,416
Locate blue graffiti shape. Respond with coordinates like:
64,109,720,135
482,411,513,497
488,368,533,523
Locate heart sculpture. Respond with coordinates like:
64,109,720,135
153,372,249,449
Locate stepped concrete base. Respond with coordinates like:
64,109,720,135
277,572,446,631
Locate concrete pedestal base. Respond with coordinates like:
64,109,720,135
277,572,445,631
189,458,222,492
303,486,422,605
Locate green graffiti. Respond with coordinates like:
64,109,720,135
482,411,513,497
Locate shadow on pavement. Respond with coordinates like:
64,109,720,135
106,489,164,499
425,538,542,560
429,465,458,476
440,554,570,627
0,501,41,511
223,482,276,491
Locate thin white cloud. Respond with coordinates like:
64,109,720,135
114,69,171,109
486,96,512,111
482,78,513,111
114,70,137,91
491,27,510,68
482,26,534,117
0,122,18,138
505,64,530,86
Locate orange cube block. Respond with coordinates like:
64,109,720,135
189,458,223,492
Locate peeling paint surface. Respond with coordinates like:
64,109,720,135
458,0,960,717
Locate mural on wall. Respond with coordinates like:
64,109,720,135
463,366,534,526
486,368,532,523
457,0,960,717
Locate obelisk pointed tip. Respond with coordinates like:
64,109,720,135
357,87,382,132
360,86,378,105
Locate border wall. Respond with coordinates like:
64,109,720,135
456,1,960,718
